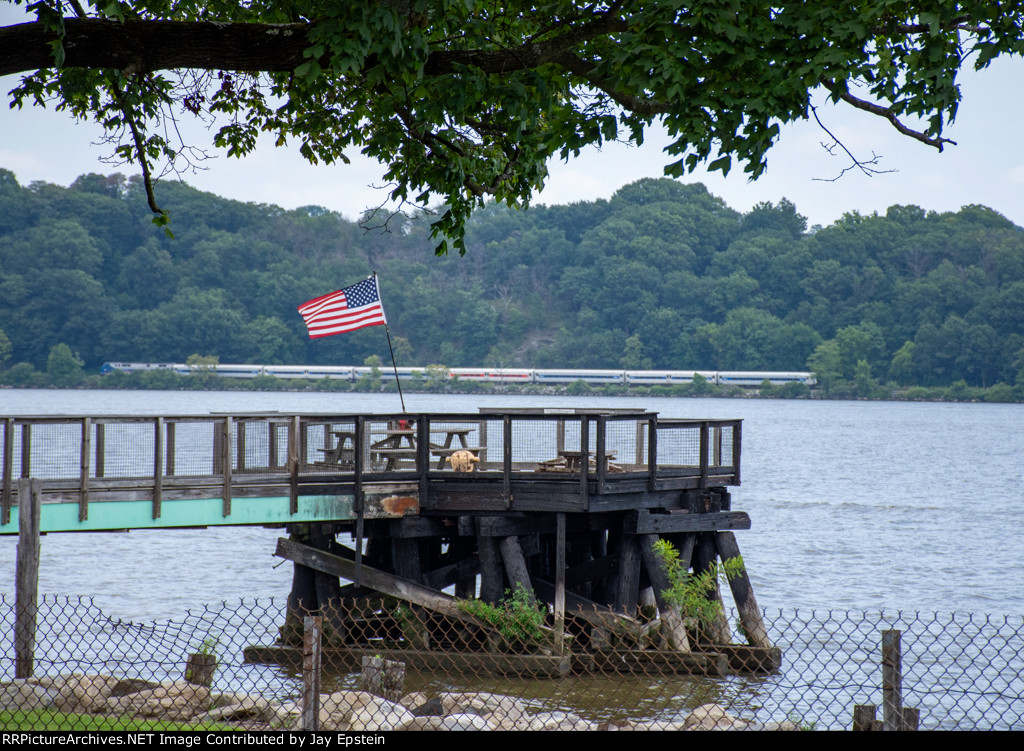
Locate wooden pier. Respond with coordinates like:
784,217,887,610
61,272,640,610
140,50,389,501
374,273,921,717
3,409,778,673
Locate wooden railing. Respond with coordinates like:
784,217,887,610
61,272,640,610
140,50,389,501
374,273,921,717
0,412,741,522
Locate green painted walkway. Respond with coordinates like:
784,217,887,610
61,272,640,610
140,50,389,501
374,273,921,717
0,493,356,535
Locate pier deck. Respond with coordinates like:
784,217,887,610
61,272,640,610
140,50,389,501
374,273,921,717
0,410,740,534
6,409,778,672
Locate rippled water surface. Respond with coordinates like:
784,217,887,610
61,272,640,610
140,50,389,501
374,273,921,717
2,389,1022,620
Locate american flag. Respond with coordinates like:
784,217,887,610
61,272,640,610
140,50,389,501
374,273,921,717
297,276,388,338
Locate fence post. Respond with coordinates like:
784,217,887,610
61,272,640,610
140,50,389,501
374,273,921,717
852,704,879,731
882,629,911,731
302,615,322,731
854,629,919,730
15,478,41,679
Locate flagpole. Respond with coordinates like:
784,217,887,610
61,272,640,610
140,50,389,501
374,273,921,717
374,271,407,413
383,324,407,413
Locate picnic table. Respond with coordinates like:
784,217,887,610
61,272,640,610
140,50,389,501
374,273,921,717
537,450,620,473
313,425,482,471
370,429,418,470
315,430,356,469
371,427,481,471
427,427,475,469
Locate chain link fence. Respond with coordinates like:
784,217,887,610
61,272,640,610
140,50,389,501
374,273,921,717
2,595,1022,731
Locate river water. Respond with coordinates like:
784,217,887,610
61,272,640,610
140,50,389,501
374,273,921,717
2,388,1022,729
1,388,1022,620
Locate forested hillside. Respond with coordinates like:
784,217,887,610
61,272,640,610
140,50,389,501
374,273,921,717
1,168,1023,397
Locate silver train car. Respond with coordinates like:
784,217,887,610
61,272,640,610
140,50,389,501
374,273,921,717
102,362,817,387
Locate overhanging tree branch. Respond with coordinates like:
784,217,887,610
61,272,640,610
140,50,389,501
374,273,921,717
0,16,629,79
2,2,1013,254
819,78,958,152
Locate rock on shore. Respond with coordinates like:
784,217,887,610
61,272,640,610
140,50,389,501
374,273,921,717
1,674,797,731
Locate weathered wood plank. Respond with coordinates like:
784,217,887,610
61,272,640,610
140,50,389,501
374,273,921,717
564,555,618,588
275,537,479,623
531,577,644,643
245,645,571,678
475,515,554,537
626,510,751,534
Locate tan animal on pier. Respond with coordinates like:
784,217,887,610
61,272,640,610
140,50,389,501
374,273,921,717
446,449,480,473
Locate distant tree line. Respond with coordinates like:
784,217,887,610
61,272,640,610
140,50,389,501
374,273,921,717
1,169,1022,400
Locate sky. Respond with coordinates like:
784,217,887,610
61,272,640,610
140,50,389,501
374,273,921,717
3,4,1024,230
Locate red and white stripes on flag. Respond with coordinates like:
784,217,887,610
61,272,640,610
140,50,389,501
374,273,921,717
297,276,388,338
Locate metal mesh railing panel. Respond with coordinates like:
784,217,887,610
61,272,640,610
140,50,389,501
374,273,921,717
16,423,82,480
425,418,490,473
94,422,155,479
164,421,216,477
656,423,702,469
711,424,735,468
603,418,650,472
299,419,356,476
364,419,418,474
508,417,565,467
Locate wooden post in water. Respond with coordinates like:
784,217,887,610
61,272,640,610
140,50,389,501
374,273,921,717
359,655,405,703
854,629,920,730
15,478,41,679
499,535,534,603
716,531,772,649
882,629,902,731
639,534,691,653
692,532,731,644
554,512,566,654
881,629,919,730
301,615,322,732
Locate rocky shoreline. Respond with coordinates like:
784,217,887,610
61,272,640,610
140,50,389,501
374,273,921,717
2,673,798,731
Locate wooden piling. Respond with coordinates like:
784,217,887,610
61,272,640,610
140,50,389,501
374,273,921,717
301,615,322,731
716,531,772,649
692,533,731,644
477,531,504,604
554,512,566,653
639,534,690,653
359,655,405,702
882,629,908,731
15,478,41,679
499,535,534,602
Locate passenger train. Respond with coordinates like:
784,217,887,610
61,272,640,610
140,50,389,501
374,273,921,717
100,362,817,388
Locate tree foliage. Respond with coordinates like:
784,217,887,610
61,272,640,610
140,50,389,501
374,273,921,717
2,168,1024,397
3,1,1023,250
